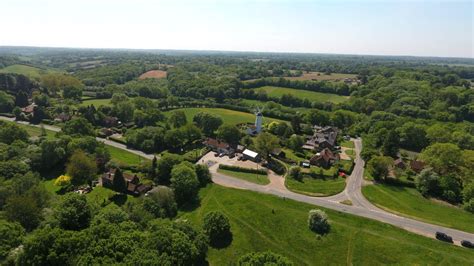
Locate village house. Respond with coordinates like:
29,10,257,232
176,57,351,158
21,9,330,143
203,138,235,155
304,125,338,151
309,148,340,168
394,158,406,169
410,160,426,173
101,169,152,196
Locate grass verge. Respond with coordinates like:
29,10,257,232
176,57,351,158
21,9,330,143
217,168,270,185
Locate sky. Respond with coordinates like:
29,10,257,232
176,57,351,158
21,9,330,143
0,0,472,58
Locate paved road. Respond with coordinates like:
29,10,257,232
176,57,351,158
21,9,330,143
206,138,474,246
0,116,155,160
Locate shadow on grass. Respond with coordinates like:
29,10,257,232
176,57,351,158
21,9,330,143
110,193,128,206
210,231,233,249
179,198,201,213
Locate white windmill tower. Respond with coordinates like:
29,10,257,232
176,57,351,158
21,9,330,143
254,106,264,134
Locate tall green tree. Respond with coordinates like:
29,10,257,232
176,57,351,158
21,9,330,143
170,162,200,205
55,193,91,230
168,110,187,128
66,150,98,185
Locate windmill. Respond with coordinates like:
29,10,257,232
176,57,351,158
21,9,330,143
254,106,264,134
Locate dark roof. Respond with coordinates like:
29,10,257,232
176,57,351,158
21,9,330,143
203,138,230,150
310,148,339,163
410,160,426,172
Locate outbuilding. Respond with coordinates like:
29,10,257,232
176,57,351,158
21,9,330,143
242,149,260,162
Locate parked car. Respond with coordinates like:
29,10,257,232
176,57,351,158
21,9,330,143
461,240,474,248
219,153,225,157
435,232,453,243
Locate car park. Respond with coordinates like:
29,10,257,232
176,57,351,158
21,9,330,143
435,232,453,243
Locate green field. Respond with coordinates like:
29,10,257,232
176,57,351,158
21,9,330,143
180,185,474,265
341,140,355,149
286,176,346,196
79,98,112,107
0,64,56,79
106,145,147,165
217,168,270,185
362,184,474,233
164,108,285,125
255,86,349,104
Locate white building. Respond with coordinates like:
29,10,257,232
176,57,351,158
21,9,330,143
246,108,263,135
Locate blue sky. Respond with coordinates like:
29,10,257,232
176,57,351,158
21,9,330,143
0,0,472,58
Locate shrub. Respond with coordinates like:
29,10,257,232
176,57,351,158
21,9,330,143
308,209,330,234
203,211,231,247
219,164,267,175
288,166,302,181
54,175,72,187
238,251,293,266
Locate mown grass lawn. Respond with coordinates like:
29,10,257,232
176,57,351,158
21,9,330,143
79,98,112,107
286,176,346,196
164,107,285,125
362,184,474,233
106,145,147,166
17,123,56,139
255,86,349,104
180,185,474,265
217,168,270,185
341,140,355,149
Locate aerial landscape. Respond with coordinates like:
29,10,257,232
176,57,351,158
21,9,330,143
0,0,473,265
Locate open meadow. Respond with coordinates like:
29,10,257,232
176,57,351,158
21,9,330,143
164,107,285,125
0,64,57,79
181,185,474,265
362,184,474,233
255,86,349,104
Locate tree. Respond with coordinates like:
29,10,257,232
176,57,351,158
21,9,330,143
195,164,212,186
112,168,127,193
307,209,330,234
14,91,29,107
306,109,331,126
382,130,399,157
63,118,96,136
367,156,393,181
169,110,187,128
156,153,183,184
113,101,135,123
193,112,223,136
255,132,279,159
170,162,200,205
56,193,91,230
0,91,14,112
415,168,441,197
143,186,177,218
420,143,463,176
66,150,98,185
397,122,428,151
63,85,83,100
287,134,304,151
216,124,241,145
288,166,302,181
5,195,41,231
203,211,231,247
291,115,301,134
0,122,29,144
92,203,129,225
54,174,72,187
238,252,293,266
0,220,25,260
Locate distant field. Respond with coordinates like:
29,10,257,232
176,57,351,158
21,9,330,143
79,98,112,107
139,70,167,80
0,64,56,79
362,184,474,233
180,185,474,265
287,71,357,82
255,86,349,104
164,108,285,125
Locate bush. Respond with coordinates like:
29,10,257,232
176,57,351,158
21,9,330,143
308,209,330,235
54,175,72,187
288,166,302,181
238,251,293,266
203,211,231,247
218,164,267,175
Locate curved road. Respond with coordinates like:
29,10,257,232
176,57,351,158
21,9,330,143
4,116,472,245
0,116,155,160
207,138,474,246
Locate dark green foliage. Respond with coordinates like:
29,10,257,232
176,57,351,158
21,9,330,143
203,211,231,247
0,91,14,112
55,193,91,230
0,122,28,144
63,117,96,136
5,195,41,231
0,220,25,260
112,168,127,193
156,153,183,184
216,124,241,145
238,251,293,266
66,150,98,185
308,209,330,234
193,112,223,136
143,186,177,218
170,162,200,205
168,110,187,128
382,130,399,157
195,164,212,186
